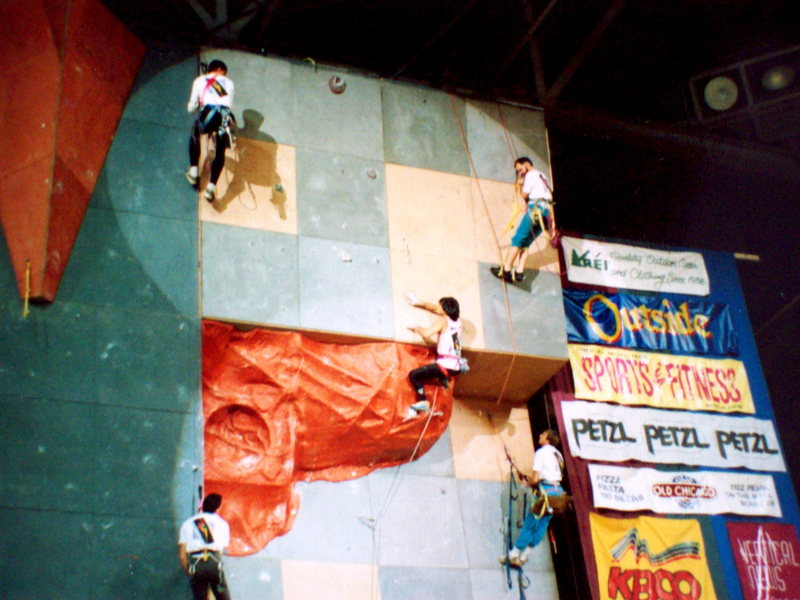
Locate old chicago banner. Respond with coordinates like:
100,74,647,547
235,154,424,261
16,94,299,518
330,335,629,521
562,400,785,471
591,513,717,600
563,289,739,355
562,236,710,296
569,344,754,413
588,464,781,517
727,522,800,600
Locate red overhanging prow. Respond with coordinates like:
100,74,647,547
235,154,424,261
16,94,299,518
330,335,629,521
202,320,453,555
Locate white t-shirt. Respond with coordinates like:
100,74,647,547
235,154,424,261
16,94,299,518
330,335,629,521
436,317,463,371
187,74,235,112
533,444,563,484
522,169,552,202
178,511,230,553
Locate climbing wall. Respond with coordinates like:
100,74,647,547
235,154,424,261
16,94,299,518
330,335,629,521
196,49,569,598
0,42,567,598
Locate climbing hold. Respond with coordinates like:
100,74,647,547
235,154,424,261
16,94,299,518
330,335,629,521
329,75,347,94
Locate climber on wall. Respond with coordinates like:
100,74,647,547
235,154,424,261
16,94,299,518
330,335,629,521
406,295,464,416
178,493,233,600
186,59,236,203
490,156,555,283
500,429,565,567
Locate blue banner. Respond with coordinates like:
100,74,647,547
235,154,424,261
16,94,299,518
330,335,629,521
563,289,739,355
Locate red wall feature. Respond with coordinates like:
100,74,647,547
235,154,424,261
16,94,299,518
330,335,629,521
0,0,144,301
203,320,454,555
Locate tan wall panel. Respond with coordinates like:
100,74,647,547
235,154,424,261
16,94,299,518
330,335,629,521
449,398,534,481
281,560,379,600
200,141,297,235
385,164,475,260
390,248,484,350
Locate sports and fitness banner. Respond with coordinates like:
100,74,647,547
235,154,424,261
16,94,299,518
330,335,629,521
563,289,739,355
727,522,800,600
562,236,710,296
588,464,781,517
562,400,785,471
568,344,754,413
590,513,717,600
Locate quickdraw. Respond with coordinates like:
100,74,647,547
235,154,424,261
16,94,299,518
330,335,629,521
503,451,530,599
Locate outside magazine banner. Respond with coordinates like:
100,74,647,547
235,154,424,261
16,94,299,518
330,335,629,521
562,400,786,472
588,464,781,517
563,289,739,355
590,513,717,600
569,343,754,413
562,236,710,296
727,522,800,600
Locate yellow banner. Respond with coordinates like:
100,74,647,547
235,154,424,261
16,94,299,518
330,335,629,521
569,344,754,413
591,513,718,600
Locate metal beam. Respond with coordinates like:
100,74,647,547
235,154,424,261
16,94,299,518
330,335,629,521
497,0,560,79
546,0,627,102
391,0,482,80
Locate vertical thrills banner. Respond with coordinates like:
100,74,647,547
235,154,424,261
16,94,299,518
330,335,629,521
727,522,800,600
591,513,718,600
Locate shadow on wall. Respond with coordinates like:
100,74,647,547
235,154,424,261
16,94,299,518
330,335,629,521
202,320,455,555
213,109,287,217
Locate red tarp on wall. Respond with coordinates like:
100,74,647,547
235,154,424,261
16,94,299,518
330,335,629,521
202,320,454,555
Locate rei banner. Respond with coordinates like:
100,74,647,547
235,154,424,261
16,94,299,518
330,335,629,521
591,513,717,600
569,344,754,413
562,236,710,296
727,522,800,600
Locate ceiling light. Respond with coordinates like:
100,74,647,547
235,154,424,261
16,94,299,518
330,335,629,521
761,65,795,91
703,76,739,111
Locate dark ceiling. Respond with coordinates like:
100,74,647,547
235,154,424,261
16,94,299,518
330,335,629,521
101,0,800,486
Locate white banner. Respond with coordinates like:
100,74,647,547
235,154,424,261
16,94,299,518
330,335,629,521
562,400,785,472
589,464,782,517
562,236,710,296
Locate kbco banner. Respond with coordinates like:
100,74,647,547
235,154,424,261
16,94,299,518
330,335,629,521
563,289,739,355
588,464,781,517
569,344,754,413
562,236,710,296
727,522,800,600
562,400,785,471
591,513,717,600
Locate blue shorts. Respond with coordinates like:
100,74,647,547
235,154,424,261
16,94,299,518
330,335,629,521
511,203,550,248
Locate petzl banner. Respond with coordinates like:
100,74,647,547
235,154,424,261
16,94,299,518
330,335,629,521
569,344,754,413
562,400,785,471
562,236,710,296
727,522,800,600
591,513,717,600
563,289,739,355
589,464,781,517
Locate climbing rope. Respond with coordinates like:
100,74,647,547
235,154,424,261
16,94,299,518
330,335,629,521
448,96,519,405
366,385,442,600
503,450,531,598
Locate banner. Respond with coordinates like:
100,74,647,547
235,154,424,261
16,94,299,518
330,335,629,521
727,522,800,600
589,464,781,517
562,236,710,296
562,400,785,471
563,289,739,355
569,344,754,413
591,513,717,600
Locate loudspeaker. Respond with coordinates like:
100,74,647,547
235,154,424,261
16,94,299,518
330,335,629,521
690,46,800,122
